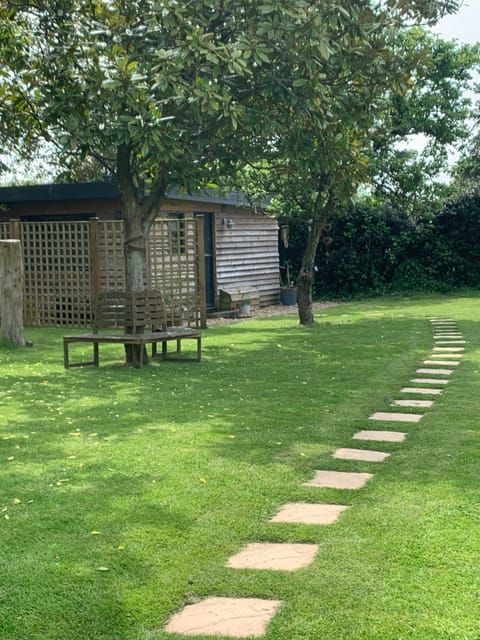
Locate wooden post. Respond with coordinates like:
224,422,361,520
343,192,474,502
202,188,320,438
0,239,26,346
195,216,207,329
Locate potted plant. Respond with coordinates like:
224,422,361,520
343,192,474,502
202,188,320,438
280,261,297,305
238,299,251,316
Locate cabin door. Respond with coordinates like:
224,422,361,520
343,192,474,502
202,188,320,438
194,212,216,310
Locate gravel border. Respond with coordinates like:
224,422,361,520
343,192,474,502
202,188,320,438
207,301,340,327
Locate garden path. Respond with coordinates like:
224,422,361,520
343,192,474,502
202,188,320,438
165,317,464,637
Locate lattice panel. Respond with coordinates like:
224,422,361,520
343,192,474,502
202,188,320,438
148,218,201,327
94,220,126,293
0,222,10,240
21,222,92,326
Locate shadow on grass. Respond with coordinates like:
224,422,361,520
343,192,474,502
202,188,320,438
1,298,479,639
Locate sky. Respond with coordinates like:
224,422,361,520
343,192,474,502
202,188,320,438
433,1,480,44
1,2,479,186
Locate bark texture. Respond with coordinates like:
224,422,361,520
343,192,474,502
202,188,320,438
296,196,334,326
0,240,26,346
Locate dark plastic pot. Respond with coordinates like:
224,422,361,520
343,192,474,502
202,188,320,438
280,287,297,306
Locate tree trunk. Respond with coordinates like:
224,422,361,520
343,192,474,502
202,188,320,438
297,195,335,326
123,212,149,367
0,240,26,346
116,145,168,366
296,219,324,326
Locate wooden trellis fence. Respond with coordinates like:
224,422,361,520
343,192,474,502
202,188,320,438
1,218,204,328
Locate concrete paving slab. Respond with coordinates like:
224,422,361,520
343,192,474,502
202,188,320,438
434,340,466,345
304,469,373,489
433,347,465,352
165,597,282,637
428,353,463,358
401,387,442,395
423,360,459,366
353,430,406,442
333,447,390,462
410,378,449,385
392,399,434,408
226,543,318,571
369,411,423,422
270,502,348,525
416,368,453,375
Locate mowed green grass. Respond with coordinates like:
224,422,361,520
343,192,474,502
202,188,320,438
1,294,479,640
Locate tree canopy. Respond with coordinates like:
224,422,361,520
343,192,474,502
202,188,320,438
0,0,465,334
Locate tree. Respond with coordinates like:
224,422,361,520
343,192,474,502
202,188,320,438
1,0,354,361
368,29,480,215
227,4,464,325
1,0,462,338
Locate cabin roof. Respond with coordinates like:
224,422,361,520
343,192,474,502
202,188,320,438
0,181,264,209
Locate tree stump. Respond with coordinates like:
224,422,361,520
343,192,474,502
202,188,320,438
0,240,26,347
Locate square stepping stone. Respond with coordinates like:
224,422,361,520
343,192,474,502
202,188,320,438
333,447,390,462
392,399,434,408
369,411,423,423
423,360,459,366
416,368,452,375
353,430,406,442
428,352,463,358
433,347,465,352
226,542,318,571
270,502,348,525
304,469,373,489
165,597,282,637
410,378,449,385
401,387,442,395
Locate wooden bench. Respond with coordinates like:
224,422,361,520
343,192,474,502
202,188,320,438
63,290,201,368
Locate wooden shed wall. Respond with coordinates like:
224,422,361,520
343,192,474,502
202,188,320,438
0,193,281,307
215,210,279,306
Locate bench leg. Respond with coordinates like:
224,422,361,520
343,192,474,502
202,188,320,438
162,341,167,361
197,336,202,362
64,340,70,368
93,343,100,367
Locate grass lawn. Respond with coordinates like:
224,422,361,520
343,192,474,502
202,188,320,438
1,293,480,640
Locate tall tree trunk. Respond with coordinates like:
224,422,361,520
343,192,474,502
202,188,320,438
296,219,324,326
297,195,335,326
117,145,149,366
0,240,26,346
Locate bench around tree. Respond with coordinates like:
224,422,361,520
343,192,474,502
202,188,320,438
63,290,201,368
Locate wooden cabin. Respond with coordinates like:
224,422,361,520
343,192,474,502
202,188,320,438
0,182,280,326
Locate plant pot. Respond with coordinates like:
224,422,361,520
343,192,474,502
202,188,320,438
238,303,251,316
280,287,297,306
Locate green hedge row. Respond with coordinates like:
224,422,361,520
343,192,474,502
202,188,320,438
280,192,480,297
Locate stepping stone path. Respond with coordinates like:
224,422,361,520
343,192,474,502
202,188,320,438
226,542,319,571
392,399,434,408
333,448,390,462
304,469,373,489
164,317,464,637
409,378,449,385
369,411,423,423
401,386,443,394
270,502,348,525
165,597,282,637
353,430,407,442
416,368,452,375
